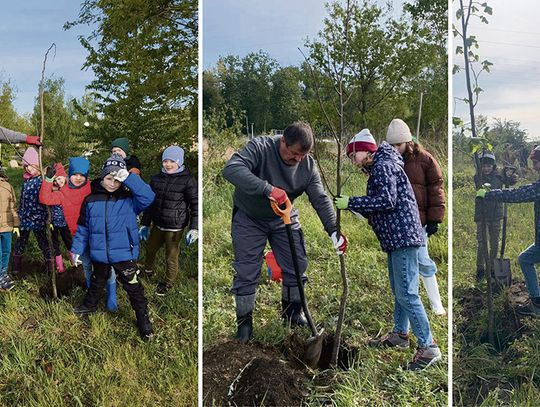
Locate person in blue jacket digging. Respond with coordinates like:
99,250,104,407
334,128,442,371
477,145,540,317
71,154,155,340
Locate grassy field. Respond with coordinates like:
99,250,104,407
453,152,540,406
203,136,448,406
0,167,197,406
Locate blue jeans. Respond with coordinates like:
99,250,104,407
0,232,12,276
418,230,437,278
388,247,434,347
518,244,540,298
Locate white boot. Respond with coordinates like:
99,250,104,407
421,275,446,316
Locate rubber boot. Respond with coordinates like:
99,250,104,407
105,270,118,312
12,254,22,276
282,285,308,326
135,309,153,340
421,275,446,316
55,255,65,273
235,293,255,344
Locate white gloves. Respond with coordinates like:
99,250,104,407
185,229,198,246
330,231,348,255
113,169,129,182
72,253,82,266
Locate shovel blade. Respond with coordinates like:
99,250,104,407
493,258,511,287
304,328,325,369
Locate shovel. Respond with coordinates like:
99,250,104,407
270,197,324,369
493,174,513,288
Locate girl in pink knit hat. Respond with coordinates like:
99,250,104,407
12,147,53,275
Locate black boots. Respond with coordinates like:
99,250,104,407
136,310,154,341
235,294,255,343
281,285,308,327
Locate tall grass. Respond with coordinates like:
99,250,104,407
0,167,197,406
203,136,448,406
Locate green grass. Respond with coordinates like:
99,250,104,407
453,154,540,406
203,137,448,406
0,167,198,406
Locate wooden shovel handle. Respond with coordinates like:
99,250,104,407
270,197,292,225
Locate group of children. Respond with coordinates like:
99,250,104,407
0,138,198,340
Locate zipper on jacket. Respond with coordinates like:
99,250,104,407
105,195,112,263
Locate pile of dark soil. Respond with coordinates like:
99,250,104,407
39,266,86,299
204,334,359,406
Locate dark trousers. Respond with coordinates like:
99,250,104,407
14,229,51,260
476,221,501,271
230,208,308,296
84,261,148,314
51,226,73,256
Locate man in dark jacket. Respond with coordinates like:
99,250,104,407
477,146,540,317
222,122,347,343
335,130,441,371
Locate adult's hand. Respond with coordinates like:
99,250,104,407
330,231,348,255
269,187,287,205
25,135,41,146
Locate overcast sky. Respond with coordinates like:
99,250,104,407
203,0,406,68
0,1,93,116
453,0,540,140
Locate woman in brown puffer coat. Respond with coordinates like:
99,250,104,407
0,167,20,290
386,118,446,315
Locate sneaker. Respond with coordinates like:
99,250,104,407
0,275,15,291
516,300,540,318
368,332,410,350
73,304,98,315
156,282,172,296
407,343,442,371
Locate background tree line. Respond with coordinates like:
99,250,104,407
203,0,447,147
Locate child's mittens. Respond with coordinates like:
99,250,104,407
185,229,198,246
112,169,129,182
334,195,350,210
138,226,149,241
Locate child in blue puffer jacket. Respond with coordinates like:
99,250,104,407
71,154,155,340
334,128,441,371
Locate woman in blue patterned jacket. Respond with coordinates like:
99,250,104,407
477,145,540,317
334,128,441,371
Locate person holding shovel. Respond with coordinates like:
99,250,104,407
477,145,540,317
386,118,446,316
222,122,347,343
0,126,41,146
335,128,441,371
473,151,517,281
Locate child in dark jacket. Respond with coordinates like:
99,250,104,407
334,129,441,371
13,147,53,274
111,137,142,176
477,145,540,317
71,154,155,339
473,152,517,280
139,146,198,296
